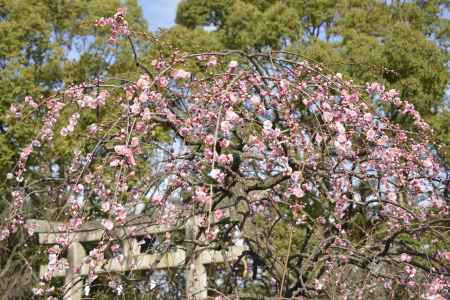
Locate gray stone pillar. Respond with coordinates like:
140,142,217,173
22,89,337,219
64,242,86,300
185,216,207,300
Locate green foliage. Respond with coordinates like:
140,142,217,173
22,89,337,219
177,0,301,50
0,0,147,189
176,0,233,28
146,25,223,57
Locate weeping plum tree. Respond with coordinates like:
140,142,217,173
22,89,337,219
1,8,449,300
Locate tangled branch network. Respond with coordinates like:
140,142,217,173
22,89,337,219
3,7,449,300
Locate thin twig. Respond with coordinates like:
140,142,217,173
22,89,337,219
279,226,294,299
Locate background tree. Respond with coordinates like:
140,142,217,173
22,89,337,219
0,0,148,194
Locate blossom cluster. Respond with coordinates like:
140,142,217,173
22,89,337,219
95,7,129,44
3,29,449,298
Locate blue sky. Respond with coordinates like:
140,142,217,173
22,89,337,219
138,0,181,31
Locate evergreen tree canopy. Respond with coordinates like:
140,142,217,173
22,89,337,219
0,0,148,192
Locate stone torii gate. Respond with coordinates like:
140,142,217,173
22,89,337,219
27,213,245,300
